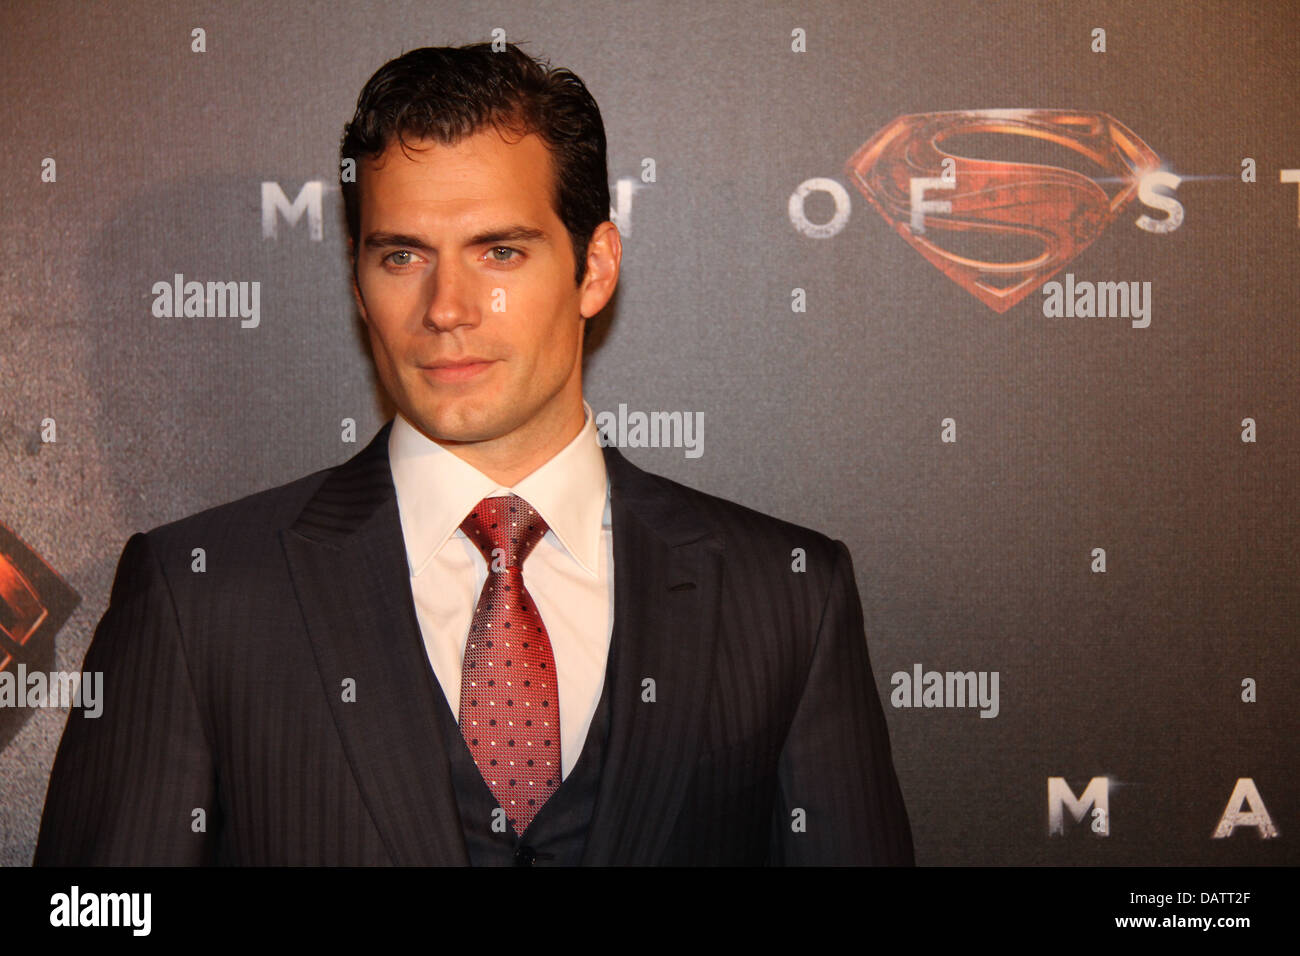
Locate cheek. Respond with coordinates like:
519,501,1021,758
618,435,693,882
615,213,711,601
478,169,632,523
529,315,581,375
364,319,409,377
504,290,575,357
360,271,425,323
362,315,392,355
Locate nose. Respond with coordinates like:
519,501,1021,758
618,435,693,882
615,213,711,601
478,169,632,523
422,256,480,333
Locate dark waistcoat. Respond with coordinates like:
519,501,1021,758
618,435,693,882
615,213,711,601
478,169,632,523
432,661,614,866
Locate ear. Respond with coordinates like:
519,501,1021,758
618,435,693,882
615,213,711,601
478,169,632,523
578,221,622,319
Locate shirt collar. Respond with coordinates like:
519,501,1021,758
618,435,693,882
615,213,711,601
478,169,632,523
388,401,609,578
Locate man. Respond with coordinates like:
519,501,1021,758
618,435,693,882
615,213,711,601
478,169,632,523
35,43,912,865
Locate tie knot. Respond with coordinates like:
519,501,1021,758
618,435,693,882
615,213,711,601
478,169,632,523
459,494,549,567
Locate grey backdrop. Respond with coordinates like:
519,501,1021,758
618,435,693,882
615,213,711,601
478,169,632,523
2,0,1296,865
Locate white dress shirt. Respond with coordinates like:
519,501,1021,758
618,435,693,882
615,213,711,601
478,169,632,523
388,401,614,780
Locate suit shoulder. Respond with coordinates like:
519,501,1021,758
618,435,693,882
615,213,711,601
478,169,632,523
88,462,339,618
611,451,842,561
610,453,855,646
143,466,331,550
129,423,394,581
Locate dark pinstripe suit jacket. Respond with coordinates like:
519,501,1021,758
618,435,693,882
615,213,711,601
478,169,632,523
35,422,912,865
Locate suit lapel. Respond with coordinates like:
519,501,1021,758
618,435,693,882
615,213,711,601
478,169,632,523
581,446,725,864
277,426,724,866
279,422,469,865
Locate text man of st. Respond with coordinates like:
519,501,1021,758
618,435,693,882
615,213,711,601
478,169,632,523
36,43,913,865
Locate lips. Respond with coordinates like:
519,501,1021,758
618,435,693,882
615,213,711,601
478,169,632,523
420,358,497,384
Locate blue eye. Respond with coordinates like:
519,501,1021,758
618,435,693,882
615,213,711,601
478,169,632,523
385,250,414,266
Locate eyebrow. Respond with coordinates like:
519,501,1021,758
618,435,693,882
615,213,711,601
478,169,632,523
362,225,549,251
468,225,549,246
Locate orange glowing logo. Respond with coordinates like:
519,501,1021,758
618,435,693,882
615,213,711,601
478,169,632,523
0,522,78,678
0,521,79,748
0,554,46,655
846,110,1164,312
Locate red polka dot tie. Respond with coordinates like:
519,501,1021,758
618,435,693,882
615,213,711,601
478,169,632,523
458,494,561,836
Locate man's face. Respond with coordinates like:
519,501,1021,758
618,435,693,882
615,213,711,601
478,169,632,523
352,127,617,467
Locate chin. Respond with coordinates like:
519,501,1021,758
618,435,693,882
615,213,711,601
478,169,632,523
406,403,511,444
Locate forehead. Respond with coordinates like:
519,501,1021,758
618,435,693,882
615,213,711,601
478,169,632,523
358,128,558,227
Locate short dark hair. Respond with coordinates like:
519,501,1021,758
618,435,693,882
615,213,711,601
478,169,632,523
340,43,609,284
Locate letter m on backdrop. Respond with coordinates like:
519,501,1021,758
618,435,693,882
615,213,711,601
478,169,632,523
262,181,323,240
1048,776,1110,836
